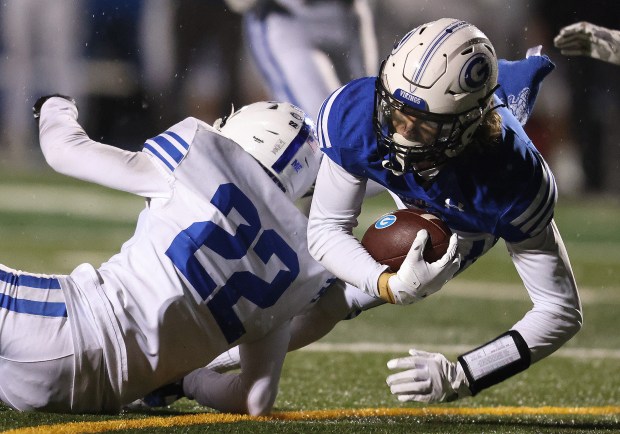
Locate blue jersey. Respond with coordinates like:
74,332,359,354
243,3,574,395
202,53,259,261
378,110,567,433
317,76,556,244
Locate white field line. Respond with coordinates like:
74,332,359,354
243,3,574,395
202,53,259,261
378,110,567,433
301,341,620,359
441,280,620,305
0,184,143,221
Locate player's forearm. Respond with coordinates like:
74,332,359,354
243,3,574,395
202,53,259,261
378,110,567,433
307,159,388,296
452,222,582,397
307,210,386,296
507,220,582,362
38,97,170,197
511,307,581,363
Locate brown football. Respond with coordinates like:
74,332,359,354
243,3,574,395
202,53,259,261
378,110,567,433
361,208,452,271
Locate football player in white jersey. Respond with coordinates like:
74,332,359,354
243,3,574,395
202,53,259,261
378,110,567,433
307,18,582,403
0,97,342,415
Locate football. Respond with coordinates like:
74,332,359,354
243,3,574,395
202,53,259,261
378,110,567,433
361,208,452,271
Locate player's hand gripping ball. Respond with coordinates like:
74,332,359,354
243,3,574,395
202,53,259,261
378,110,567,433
361,209,452,271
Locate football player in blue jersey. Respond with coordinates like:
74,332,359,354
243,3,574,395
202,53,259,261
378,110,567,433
0,98,346,415
307,18,582,404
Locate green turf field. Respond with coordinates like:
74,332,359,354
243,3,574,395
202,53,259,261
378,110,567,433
1,169,619,433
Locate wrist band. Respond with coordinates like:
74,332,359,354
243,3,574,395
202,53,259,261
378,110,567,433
377,272,396,304
457,330,531,395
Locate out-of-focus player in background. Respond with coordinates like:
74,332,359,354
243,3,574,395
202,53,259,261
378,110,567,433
307,18,582,404
224,0,378,121
0,97,342,415
554,21,620,65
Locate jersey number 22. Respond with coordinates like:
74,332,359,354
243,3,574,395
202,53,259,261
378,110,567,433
166,183,299,343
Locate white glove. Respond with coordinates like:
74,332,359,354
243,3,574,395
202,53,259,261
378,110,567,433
386,349,471,403
386,230,460,304
553,21,620,66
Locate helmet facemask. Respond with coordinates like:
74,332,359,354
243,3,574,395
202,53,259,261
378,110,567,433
374,77,496,179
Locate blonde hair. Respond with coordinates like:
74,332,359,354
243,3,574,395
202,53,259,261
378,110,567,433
473,110,502,147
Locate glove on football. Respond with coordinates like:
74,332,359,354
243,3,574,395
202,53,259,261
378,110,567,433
33,94,76,123
386,230,460,304
386,349,472,403
554,21,620,65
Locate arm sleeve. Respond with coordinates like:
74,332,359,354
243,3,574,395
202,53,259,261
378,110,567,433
507,219,582,363
307,157,389,297
38,97,171,198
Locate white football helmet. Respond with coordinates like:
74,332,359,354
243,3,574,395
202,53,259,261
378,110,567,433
215,101,322,201
375,18,499,178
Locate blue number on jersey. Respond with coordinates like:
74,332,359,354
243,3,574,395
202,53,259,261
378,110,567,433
166,183,299,343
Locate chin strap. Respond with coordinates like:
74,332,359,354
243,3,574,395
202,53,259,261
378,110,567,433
381,159,405,176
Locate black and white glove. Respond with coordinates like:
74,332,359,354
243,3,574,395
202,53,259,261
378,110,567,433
33,94,76,123
554,21,620,66
386,349,472,403
378,230,460,304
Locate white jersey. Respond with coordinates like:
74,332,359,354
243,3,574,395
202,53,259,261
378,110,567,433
33,98,333,410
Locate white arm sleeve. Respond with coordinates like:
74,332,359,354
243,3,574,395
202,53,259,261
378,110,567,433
307,157,389,297
507,219,582,363
38,97,171,197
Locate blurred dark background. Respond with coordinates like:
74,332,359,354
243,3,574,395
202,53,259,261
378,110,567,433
0,0,618,195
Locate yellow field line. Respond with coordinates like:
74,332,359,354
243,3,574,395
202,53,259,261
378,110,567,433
5,406,620,434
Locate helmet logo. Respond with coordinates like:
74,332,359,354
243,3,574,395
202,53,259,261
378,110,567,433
291,159,303,173
394,89,428,111
459,54,491,92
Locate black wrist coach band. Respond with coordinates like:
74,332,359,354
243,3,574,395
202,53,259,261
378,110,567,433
457,330,531,396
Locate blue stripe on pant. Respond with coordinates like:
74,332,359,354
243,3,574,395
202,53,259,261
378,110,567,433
0,268,66,317
0,265,75,411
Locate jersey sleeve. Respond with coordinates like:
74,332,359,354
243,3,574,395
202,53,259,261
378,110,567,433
495,53,555,126
38,97,171,198
316,78,378,177
141,117,207,174
497,148,557,243
317,85,348,166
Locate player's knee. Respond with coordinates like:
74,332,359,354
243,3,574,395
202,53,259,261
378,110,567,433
317,280,383,321
246,377,278,416
315,280,356,321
